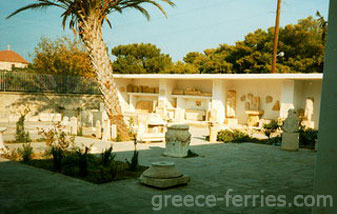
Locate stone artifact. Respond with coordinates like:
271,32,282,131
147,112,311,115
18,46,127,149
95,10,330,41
102,119,111,141
226,90,237,118
251,96,261,110
96,121,102,139
247,93,253,101
208,108,218,122
127,85,133,92
208,122,218,143
111,124,117,140
135,101,154,113
70,117,78,135
164,124,191,158
184,88,202,96
185,109,206,121
266,96,273,104
302,98,315,129
172,89,184,95
119,87,125,93
61,116,71,133
272,100,280,111
240,95,246,102
139,161,190,189
281,109,299,151
0,127,7,154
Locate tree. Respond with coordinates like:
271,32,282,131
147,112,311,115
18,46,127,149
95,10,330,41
31,36,95,78
111,43,173,74
8,0,175,140
184,16,325,74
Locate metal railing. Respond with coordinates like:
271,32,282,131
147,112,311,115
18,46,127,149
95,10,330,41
0,71,100,94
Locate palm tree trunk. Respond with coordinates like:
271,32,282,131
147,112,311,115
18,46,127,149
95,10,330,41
80,16,129,140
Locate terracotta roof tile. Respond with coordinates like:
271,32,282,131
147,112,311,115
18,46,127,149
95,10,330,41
0,50,29,64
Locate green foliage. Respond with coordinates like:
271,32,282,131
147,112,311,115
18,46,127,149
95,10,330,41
51,146,63,172
184,16,325,74
263,120,280,138
17,143,33,162
127,142,139,171
299,128,318,147
76,147,89,177
101,146,116,167
112,43,173,74
30,36,95,78
16,114,31,143
217,129,252,143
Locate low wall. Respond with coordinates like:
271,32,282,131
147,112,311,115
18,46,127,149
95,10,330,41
0,92,102,122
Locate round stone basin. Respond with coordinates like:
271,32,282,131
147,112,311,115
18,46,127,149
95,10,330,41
142,161,183,179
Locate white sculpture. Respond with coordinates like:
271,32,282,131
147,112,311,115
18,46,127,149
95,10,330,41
282,109,299,133
281,109,299,151
304,98,314,121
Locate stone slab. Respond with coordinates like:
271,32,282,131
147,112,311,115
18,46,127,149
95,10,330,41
139,175,190,189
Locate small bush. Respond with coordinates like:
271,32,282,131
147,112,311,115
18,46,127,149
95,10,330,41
263,120,280,138
77,147,89,177
51,146,63,172
17,143,33,162
217,129,252,143
101,146,115,167
126,150,139,172
16,114,31,143
299,128,318,147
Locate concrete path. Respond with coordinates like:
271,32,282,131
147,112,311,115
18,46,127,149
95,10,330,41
0,127,316,213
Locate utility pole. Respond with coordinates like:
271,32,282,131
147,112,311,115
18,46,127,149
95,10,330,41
272,0,282,73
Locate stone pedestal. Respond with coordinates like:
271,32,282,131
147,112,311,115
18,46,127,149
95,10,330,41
246,110,264,127
139,161,190,189
208,122,218,143
0,127,7,154
164,124,191,158
281,132,299,151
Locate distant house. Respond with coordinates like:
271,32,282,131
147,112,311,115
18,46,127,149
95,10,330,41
0,50,29,71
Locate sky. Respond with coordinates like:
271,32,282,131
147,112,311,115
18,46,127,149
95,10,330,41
0,0,330,62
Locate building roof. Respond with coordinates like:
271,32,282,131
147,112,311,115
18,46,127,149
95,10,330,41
0,50,29,64
113,73,323,80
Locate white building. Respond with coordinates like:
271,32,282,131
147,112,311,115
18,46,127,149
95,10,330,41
114,73,322,129
0,50,29,71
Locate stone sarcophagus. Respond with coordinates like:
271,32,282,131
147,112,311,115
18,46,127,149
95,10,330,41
164,124,191,158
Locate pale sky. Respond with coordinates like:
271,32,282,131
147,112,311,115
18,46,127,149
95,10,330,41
0,0,330,62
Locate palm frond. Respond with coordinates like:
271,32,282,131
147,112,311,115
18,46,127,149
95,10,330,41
6,1,64,19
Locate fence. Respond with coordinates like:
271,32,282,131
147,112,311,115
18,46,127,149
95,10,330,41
0,71,100,94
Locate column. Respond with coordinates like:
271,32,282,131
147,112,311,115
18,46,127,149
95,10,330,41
211,79,225,123
280,80,295,118
312,0,337,213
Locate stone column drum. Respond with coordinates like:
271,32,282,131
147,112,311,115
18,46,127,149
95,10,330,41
164,124,191,158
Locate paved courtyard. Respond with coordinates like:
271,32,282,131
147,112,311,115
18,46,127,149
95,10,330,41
0,126,316,213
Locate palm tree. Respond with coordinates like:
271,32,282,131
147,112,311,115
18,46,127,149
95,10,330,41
7,0,175,140
316,11,328,44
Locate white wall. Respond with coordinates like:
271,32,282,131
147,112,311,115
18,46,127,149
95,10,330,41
0,62,27,71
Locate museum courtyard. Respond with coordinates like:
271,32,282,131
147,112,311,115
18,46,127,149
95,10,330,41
0,125,316,213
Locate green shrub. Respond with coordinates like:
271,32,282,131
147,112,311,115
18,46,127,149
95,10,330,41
126,150,139,172
51,146,63,172
17,143,33,162
101,146,115,167
217,129,252,143
263,120,280,138
16,114,31,143
299,129,318,147
77,147,89,177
